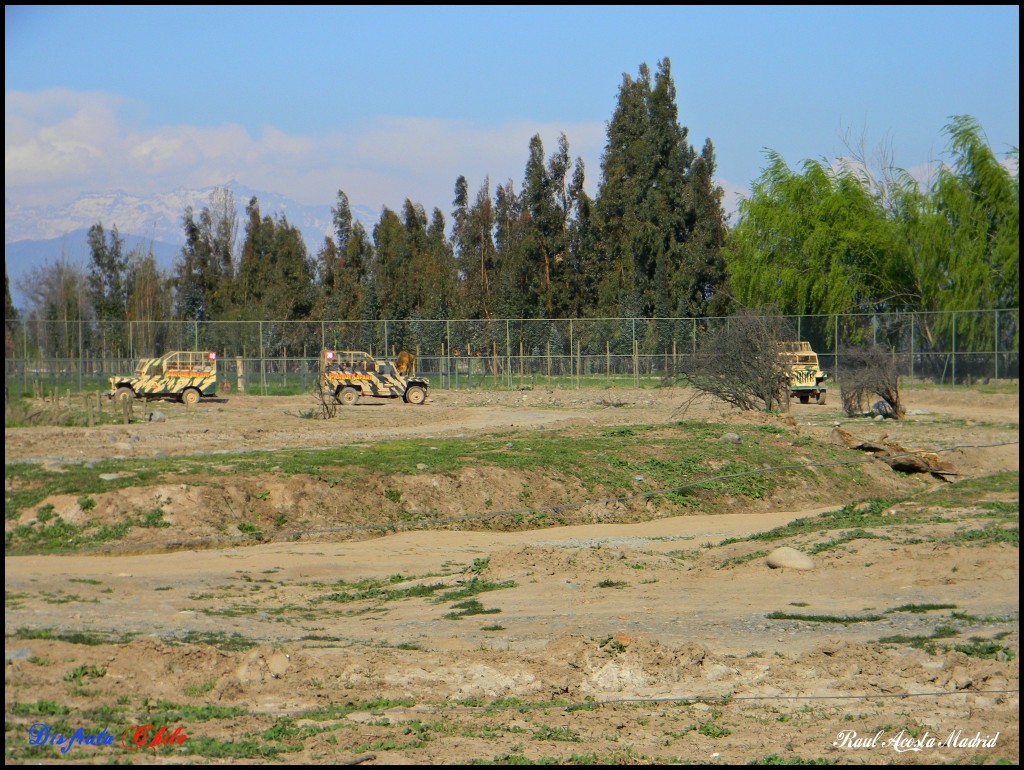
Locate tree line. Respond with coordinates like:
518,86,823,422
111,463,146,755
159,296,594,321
6,59,1018,360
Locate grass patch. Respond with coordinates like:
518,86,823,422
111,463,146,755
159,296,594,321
889,603,958,614
183,678,218,697
767,611,885,625
698,720,732,738
444,598,502,619
532,725,582,742
63,664,106,684
943,523,1018,547
4,418,872,553
5,515,131,554
319,575,450,604
717,549,769,569
953,640,1016,660
13,627,136,645
749,755,834,765
920,470,1019,510
717,471,1018,552
434,578,517,603
878,626,961,651
808,529,887,554
298,697,416,721
8,699,71,716
141,699,249,723
171,631,258,651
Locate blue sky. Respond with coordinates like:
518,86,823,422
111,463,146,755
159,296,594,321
5,5,1019,221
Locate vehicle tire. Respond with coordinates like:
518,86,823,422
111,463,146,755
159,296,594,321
404,385,426,405
181,388,201,406
114,386,135,405
817,392,827,405
798,394,809,404
339,387,360,406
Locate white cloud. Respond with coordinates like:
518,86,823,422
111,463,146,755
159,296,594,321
7,88,751,222
4,89,122,187
5,89,613,214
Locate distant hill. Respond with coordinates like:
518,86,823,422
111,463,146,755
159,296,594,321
4,231,183,310
4,181,378,312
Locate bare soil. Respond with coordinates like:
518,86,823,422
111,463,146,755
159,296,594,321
4,384,1020,764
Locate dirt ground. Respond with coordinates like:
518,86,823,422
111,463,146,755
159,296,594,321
4,384,1020,764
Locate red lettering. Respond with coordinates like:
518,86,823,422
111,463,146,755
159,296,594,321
121,724,188,752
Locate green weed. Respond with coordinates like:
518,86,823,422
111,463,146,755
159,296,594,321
767,611,885,624
444,598,502,619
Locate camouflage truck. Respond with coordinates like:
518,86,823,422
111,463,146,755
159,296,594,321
778,341,828,404
319,350,429,405
110,351,218,406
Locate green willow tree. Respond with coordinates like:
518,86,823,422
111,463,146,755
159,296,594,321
726,152,904,319
890,116,1019,349
727,115,1018,351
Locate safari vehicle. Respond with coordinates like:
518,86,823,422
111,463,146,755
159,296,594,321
319,349,429,405
110,351,218,406
778,341,828,404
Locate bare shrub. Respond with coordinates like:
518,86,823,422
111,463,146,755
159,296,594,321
677,308,796,412
839,344,906,418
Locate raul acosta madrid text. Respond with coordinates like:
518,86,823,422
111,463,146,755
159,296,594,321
834,728,1000,753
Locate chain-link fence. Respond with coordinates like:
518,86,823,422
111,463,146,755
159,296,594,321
5,309,1018,396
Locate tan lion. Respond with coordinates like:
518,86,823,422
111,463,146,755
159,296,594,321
396,350,416,376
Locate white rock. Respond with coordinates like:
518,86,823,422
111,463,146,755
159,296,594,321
765,547,815,570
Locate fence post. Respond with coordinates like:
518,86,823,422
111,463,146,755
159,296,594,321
834,315,840,384
952,314,957,386
259,320,266,396
446,320,451,390
994,310,999,380
910,313,915,381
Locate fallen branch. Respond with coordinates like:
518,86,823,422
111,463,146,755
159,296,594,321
340,753,376,765
830,428,957,481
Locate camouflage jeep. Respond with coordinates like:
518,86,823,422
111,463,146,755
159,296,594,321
319,350,429,405
110,351,218,405
778,341,828,404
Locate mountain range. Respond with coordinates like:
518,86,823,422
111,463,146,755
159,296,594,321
4,181,377,310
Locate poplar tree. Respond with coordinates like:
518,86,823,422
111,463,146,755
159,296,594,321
593,59,727,329
317,190,369,321
174,187,237,322
235,197,314,322
452,176,497,319
87,223,128,351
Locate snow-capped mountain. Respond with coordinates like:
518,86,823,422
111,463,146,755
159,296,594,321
4,182,378,310
4,180,378,247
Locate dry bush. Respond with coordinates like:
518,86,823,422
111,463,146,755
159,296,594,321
839,344,906,418
677,309,796,412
